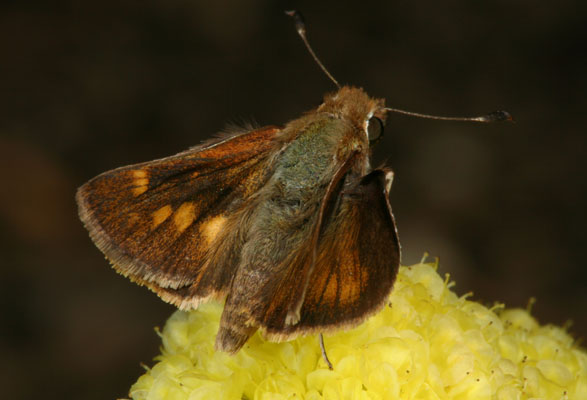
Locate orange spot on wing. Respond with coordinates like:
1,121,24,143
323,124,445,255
132,185,148,196
336,234,362,306
173,202,196,233
131,170,149,196
152,205,173,228
134,178,148,186
200,215,227,244
133,170,148,178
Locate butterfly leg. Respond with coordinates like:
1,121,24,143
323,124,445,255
319,333,333,370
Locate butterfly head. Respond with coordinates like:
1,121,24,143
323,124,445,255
318,86,387,144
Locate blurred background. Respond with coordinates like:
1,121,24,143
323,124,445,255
1,0,586,398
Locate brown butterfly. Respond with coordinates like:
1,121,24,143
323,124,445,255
77,84,400,353
76,11,510,360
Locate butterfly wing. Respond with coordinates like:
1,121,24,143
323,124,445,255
76,126,282,308
261,168,400,339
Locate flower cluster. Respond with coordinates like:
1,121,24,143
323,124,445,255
129,262,587,399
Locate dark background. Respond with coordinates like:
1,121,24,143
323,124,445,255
1,1,585,399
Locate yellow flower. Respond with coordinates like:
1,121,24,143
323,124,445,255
129,262,587,400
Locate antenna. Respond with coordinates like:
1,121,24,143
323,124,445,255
384,107,513,123
285,10,512,124
285,10,341,88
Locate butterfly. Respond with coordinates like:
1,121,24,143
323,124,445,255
77,84,401,354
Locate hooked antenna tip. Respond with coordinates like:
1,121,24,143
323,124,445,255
478,110,514,123
285,10,306,35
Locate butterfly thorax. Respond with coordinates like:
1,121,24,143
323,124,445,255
229,118,355,298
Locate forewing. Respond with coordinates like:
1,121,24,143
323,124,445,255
77,127,282,306
263,168,400,338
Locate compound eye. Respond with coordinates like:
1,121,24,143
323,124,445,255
367,116,384,143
